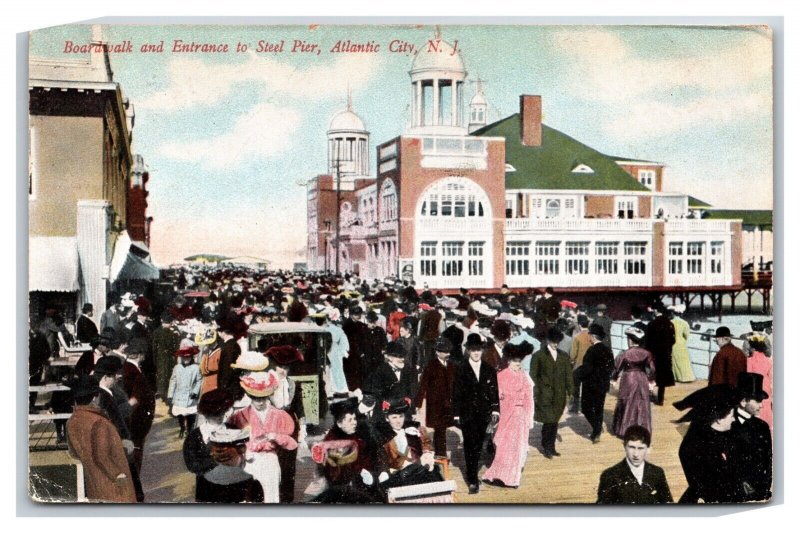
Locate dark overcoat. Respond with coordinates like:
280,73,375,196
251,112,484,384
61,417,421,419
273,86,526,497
530,347,574,424
645,315,676,387
415,358,457,428
732,412,773,501
452,360,499,425
363,361,417,405
596,459,673,504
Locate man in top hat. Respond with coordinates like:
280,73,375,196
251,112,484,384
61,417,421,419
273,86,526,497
574,324,615,443
645,304,675,405
596,425,672,504
414,336,457,459
534,287,561,341
732,372,773,501
362,311,387,377
453,333,500,494
342,305,368,391
418,301,445,373
76,303,99,344
709,326,748,387
151,312,180,400
66,375,137,502
75,331,117,376
530,327,573,459
363,341,418,407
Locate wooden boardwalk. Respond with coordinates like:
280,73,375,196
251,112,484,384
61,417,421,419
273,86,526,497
30,380,705,504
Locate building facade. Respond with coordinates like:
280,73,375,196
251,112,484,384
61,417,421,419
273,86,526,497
306,37,744,292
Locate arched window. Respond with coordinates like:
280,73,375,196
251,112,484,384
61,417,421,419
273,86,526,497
381,180,397,222
546,199,561,218
417,177,489,219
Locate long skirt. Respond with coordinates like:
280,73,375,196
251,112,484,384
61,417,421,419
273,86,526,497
481,405,530,487
243,450,281,503
612,383,652,438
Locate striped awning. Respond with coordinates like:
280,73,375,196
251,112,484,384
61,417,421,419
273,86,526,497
29,237,81,292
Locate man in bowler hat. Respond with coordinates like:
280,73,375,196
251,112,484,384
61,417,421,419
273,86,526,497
709,326,748,387
574,324,615,442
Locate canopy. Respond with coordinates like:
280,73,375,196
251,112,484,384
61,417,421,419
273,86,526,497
29,237,80,292
109,231,159,282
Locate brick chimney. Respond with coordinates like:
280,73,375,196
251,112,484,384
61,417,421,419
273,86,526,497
520,95,542,147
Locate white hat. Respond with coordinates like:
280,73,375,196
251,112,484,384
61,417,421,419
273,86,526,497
231,351,270,371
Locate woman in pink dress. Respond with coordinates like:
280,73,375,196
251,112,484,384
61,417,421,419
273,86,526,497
482,343,534,488
746,335,773,431
228,370,298,502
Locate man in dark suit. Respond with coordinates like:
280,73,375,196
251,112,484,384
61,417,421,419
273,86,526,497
453,335,499,494
732,372,773,501
363,341,417,406
574,324,615,443
76,303,99,344
342,306,368,391
362,311,387,377
645,304,675,405
414,336,457,458
597,425,672,504
530,327,573,458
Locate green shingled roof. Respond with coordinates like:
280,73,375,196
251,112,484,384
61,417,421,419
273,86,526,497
471,114,650,192
705,210,773,227
688,196,712,208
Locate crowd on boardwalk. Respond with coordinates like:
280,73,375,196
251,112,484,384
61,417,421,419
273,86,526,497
29,266,774,504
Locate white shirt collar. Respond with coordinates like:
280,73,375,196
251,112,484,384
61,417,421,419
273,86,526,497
468,358,481,378
737,407,753,420
99,384,114,397
626,459,645,485
547,344,558,359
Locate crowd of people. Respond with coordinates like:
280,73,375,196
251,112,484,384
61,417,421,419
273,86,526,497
29,265,774,504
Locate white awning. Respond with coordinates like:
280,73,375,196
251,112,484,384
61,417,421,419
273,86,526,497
29,237,81,292
110,231,160,282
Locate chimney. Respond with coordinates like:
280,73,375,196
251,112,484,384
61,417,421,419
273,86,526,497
520,95,542,147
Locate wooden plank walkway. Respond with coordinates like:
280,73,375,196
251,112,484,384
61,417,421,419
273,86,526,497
30,380,705,504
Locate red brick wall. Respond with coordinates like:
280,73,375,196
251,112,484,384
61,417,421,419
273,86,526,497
617,163,664,192
652,221,665,287
585,195,615,218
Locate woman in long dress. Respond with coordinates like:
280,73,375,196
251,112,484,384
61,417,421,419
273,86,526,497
745,335,773,431
670,306,695,382
611,327,656,438
482,343,534,488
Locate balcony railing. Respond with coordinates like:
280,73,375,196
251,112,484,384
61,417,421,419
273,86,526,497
505,218,653,233
664,219,732,233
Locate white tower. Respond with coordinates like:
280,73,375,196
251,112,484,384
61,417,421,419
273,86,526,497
407,35,467,136
468,80,488,133
327,92,370,190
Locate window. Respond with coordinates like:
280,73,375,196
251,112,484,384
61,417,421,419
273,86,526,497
454,195,466,217
616,197,636,219
596,241,619,275
420,179,487,219
638,169,656,187
711,241,724,274
565,198,575,210
420,241,437,276
441,241,464,277
468,241,484,276
624,241,648,275
687,242,704,274
505,241,530,276
668,242,683,274
546,200,561,218
534,241,560,275
505,199,514,219
565,241,590,275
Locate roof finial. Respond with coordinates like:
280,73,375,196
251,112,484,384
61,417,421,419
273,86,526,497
434,25,442,40
346,81,352,111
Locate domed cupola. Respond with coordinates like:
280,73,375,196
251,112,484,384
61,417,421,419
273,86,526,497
327,93,370,179
468,79,488,133
407,32,468,135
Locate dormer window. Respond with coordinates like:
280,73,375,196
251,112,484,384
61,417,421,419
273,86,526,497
638,169,656,187
572,163,594,174
505,163,517,173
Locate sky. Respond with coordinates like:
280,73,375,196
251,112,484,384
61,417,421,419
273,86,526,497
28,24,774,268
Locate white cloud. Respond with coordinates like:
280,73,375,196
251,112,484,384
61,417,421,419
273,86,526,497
604,90,772,141
138,52,384,112
158,102,302,169
551,28,772,103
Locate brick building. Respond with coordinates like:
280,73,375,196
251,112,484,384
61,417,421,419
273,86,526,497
306,38,744,292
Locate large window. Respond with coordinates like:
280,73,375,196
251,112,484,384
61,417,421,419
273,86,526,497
565,241,589,275
506,241,530,276
468,241,485,277
420,179,488,219
420,241,437,276
687,242,704,274
441,241,464,276
546,200,561,218
710,241,724,274
668,242,683,274
596,241,619,275
535,241,560,275
624,241,648,275
616,197,637,219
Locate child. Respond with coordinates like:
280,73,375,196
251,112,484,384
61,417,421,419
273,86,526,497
168,343,202,438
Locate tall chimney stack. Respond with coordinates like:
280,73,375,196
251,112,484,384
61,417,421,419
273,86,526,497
520,95,542,147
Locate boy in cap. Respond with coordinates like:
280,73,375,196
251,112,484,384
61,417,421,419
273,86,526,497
414,336,457,458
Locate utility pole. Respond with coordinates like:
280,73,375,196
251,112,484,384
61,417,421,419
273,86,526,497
333,157,342,275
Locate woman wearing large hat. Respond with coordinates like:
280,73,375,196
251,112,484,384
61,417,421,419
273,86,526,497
226,370,297,503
